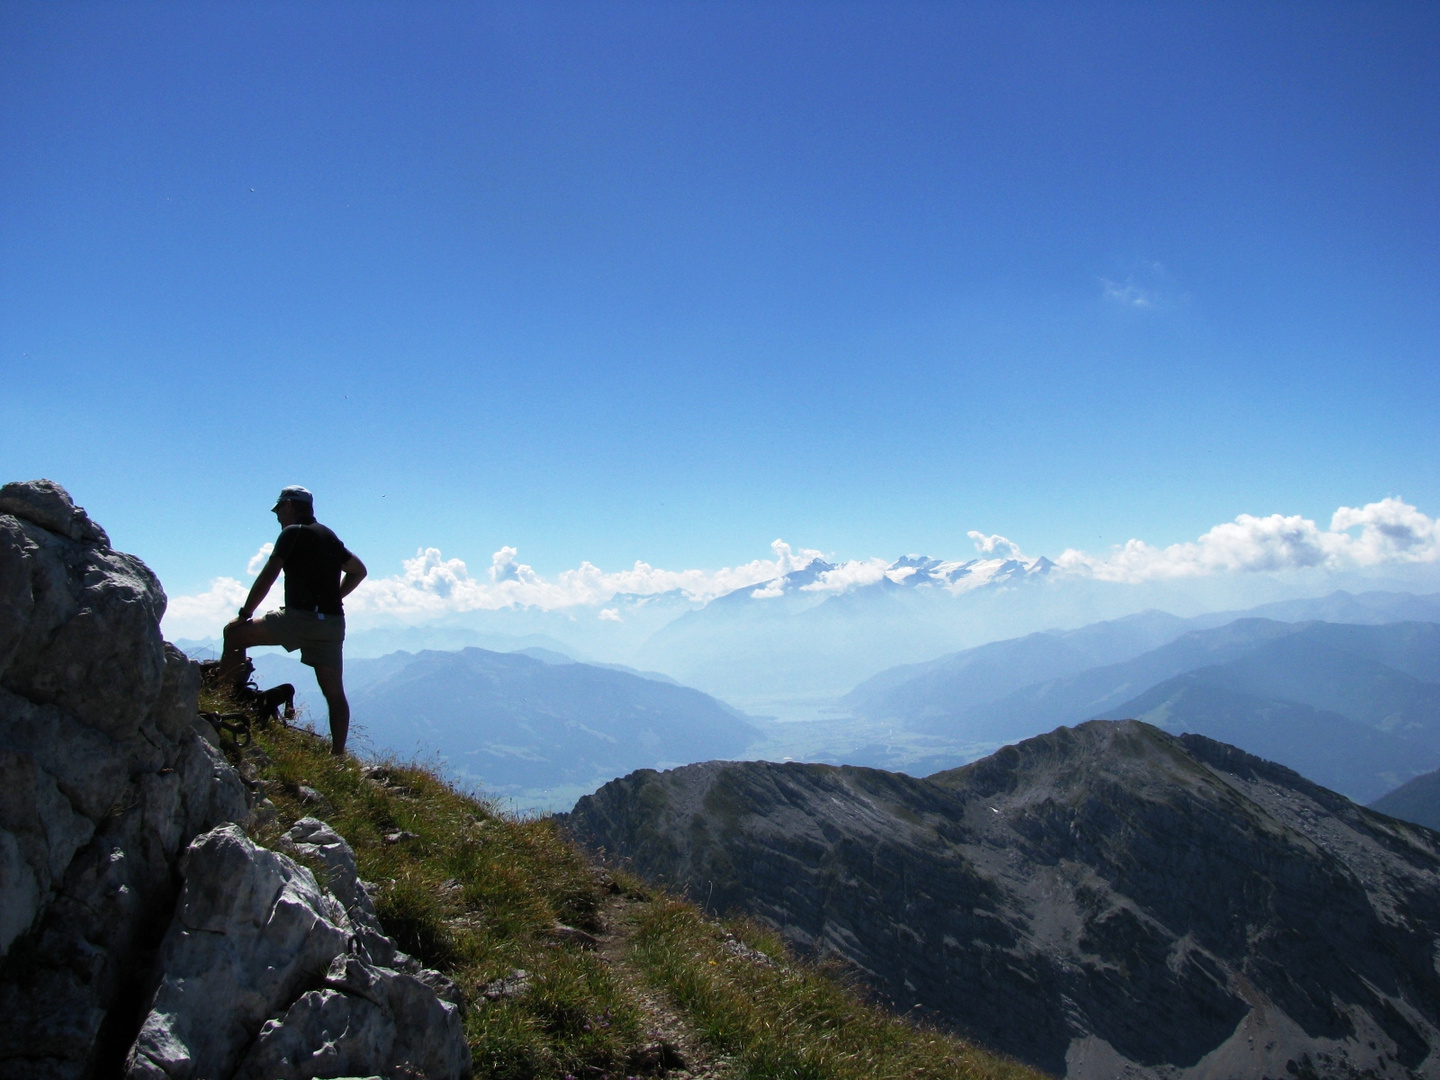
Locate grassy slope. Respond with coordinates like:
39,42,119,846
208,689,1043,1080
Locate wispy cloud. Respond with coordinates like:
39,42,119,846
1101,260,1183,311
1101,278,1158,309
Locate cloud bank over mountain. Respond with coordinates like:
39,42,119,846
1057,498,1438,582
163,498,1440,641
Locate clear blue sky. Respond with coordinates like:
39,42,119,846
3,2,1437,601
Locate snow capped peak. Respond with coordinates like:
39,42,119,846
872,551,1055,594
891,554,942,570
745,556,838,600
716,547,1052,606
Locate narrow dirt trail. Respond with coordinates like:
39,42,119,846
596,893,737,1080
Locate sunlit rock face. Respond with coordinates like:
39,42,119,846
124,822,469,1080
569,719,1440,1080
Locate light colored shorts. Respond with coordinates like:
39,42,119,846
259,609,346,669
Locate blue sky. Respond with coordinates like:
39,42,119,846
3,2,1437,619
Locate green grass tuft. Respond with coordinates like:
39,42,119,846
627,903,1040,1080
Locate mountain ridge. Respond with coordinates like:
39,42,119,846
567,720,1440,1079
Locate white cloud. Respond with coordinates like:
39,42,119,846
1330,497,1439,564
344,537,831,621
1056,498,1440,583
489,546,537,584
162,498,1439,639
163,576,249,640
246,542,274,576
968,532,1025,559
801,558,890,593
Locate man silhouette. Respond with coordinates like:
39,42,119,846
220,486,367,755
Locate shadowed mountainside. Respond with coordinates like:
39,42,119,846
568,720,1440,1079
1090,675,1418,802
1372,769,1440,831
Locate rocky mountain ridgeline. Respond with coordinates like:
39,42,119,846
0,479,468,1080
568,720,1440,1079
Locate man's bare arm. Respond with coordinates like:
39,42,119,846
339,554,367,601
236,554,284,621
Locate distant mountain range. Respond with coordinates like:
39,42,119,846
568,720,1440,1079
186,587,1440,808
635,577,1440,704
847,591,1440,724
176,573,1440,710
635,553,1065,699
846,594,1440,803
244,647,759,809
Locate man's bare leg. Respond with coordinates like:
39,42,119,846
313,664,349,756
220,619,280,688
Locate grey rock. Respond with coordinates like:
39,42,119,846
480,969,531,1001
570,720,1440,1080
282,817,380,933
278,819,465,1007
191,713,221,748
295,784,333,814
0,483,463,1080
0,518,33,678
0,748,95,952
234,954,470,1080
0,504,167,739
248,798,279,827
177,733,250,836
128,823,470,1080
0,685,130,820
0,962,108,1079
550,923,598,949
0,481,254,1080
0,748,93,888
0,479,109,545
151,644,201,744
0,787,183,1077
235,988,394,1080
0,829,39,957
125,824,351,1080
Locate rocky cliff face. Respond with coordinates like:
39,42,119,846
569,720,1440,1079
0,480,468,1080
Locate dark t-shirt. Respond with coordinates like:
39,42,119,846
272,521,354,616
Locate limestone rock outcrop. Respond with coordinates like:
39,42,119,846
0,480,248,1079
0,480,470,1080
126,823,469,1080
569,720,1440,1079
